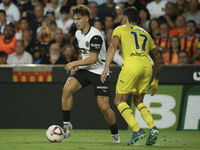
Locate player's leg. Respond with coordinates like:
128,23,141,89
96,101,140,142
97,96,120,143
114,67,147,145
114,94,140,132
97,96,116,125
62,77,82,138
133,94,155,130
88,70,120,143
134,67,159,145
133,94,159,145
114,94,146,145
62,77,82,117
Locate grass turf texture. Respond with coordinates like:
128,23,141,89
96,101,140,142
0,129,200,150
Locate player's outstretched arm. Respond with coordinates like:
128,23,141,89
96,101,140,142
101,36,119,83
64,53,99,74
149,48,161,96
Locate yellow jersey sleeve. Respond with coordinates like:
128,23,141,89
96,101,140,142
149,35,156,52
112,26,124,39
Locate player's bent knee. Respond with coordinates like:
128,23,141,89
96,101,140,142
98,103,110,113
62,86,73,98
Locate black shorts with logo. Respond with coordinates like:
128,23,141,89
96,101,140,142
71,69,110,97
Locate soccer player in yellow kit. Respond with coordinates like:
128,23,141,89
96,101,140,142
101,6,161,146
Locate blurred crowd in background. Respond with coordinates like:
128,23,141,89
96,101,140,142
0,0,200,66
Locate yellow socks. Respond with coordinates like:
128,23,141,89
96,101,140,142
117,102,155,130
117,102,140,132
137,103,154,129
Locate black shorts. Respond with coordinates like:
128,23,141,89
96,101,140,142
71,69,110,97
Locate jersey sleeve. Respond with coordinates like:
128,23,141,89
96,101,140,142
89,35,103,53
112,26,122,39
149,35,156,52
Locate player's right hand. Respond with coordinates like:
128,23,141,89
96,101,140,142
101,68,108,83
148,79,159,96
64,62,74,74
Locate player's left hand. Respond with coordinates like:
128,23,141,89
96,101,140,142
101,69,108,83
148,79,159,96
64,62,74,74
149,86,157,96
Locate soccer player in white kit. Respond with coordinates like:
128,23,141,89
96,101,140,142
62,4,120,143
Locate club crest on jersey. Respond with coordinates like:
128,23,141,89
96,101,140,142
86,41,89,47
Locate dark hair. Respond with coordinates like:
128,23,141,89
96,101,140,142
46,10,55,16
139,7,150,20
19,17,28,24
123,6,139,23
72,4,90,17
149,18,160,29
186,20,196,27
160,22,170,29
0,51,7,57
60,6,70,14
169,36,181,63
105,14,115,21
0,9,6,15
88,1,98,7
76,0,88,5
4,23,15,33
178,50,189,58
149,18,160,37
94,19,101,24
166,2,175,8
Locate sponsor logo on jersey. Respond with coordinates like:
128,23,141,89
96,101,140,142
97,86,108,89
91,43,101,49
130,52,146,57
86,41,89,47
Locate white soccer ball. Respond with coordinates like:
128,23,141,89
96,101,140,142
46,125,64,142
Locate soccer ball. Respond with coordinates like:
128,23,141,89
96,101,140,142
46,125,64,142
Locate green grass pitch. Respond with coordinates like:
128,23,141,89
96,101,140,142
1,129,200,150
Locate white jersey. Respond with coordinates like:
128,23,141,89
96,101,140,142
75,26,108,75
146,1,167,19
0,3,20,23
56,19,74,35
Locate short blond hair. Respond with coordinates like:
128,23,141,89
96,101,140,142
72,4,90,17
